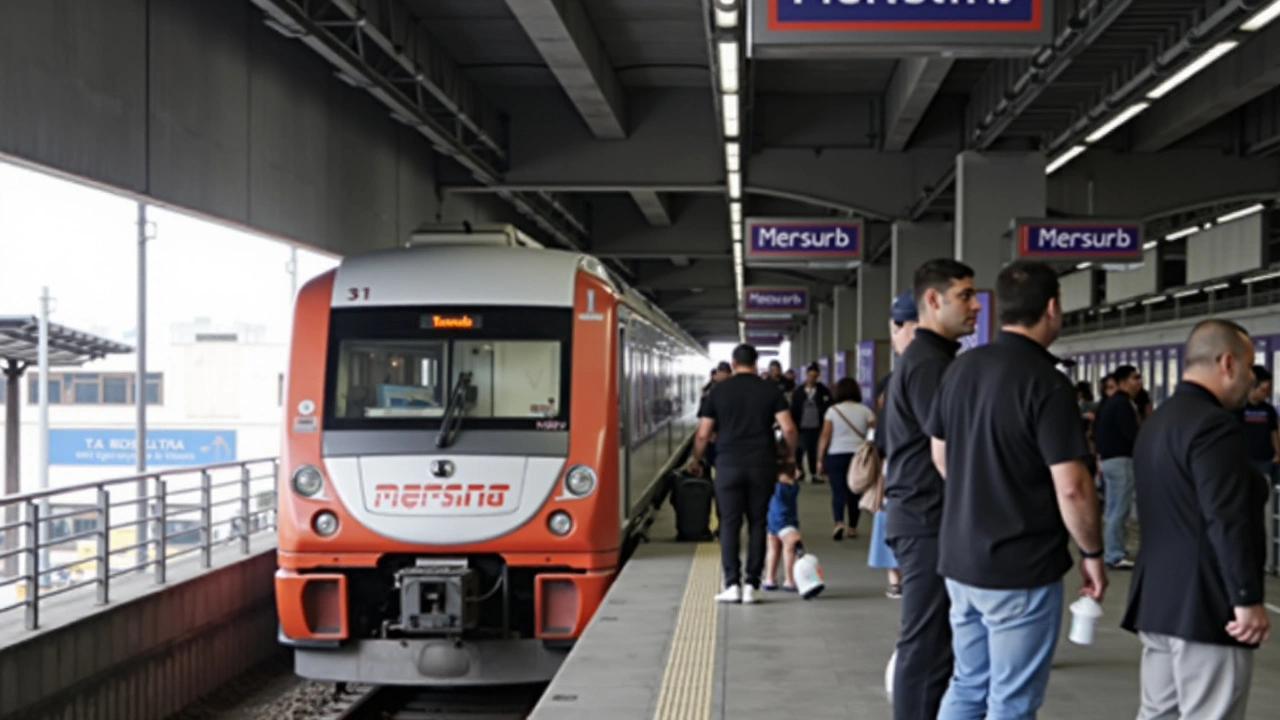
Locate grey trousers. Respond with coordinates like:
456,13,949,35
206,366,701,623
1136,631,1254,720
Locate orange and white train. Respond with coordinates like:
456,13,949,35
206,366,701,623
274,226,707,686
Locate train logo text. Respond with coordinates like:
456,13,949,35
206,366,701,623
369,483,514,512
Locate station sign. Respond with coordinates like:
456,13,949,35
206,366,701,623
856,340,876,407
1014,218,1144,263
745,329,786,347
750,0,1054,58
958,290,993,356
741,286,810,315
745,217,862,268
833,349,848,381
817,356,830,385
49,429,238,467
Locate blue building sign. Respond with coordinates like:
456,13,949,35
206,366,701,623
1015,218,1144,262
50,429,238,467
746,218,861,266
752,1,1053,55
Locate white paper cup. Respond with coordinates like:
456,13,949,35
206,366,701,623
1068,597,1103,645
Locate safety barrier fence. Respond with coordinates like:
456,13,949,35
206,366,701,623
0,457,278,630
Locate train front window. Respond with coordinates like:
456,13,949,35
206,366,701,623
324,306,572,430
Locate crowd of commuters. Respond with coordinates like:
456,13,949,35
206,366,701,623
685,255,1272,718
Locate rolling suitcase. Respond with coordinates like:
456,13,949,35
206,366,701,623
672,471,715,542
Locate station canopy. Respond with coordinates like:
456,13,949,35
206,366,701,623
0,316,133,367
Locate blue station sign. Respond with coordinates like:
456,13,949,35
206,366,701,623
745,218,862,268
742,286,810,315
751,0,1054,56
1014,218,1145,263
49,429,238,467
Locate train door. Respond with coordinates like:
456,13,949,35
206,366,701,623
617,321,631,524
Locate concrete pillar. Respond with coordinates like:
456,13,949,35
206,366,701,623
857,264,893,387
892,221,953,296
832,286,858,353
817,301,834,361
955,151,1047,284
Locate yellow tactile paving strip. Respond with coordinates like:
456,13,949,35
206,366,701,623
651,542,720,720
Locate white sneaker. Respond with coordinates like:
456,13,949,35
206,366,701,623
741,585,759,604
715,585,742,603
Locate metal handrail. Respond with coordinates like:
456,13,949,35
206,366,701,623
0,457,279,631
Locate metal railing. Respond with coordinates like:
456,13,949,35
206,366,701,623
0,457,278,631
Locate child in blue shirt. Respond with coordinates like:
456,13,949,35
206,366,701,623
763,440,803,591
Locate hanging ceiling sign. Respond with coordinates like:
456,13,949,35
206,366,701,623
745,330,786,347
1013,218,1145,263
745,217,862,269
741,286,810,316
750,0,1054,58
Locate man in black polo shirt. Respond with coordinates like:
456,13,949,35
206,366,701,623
1122,320,1270,718
882,259,980,720
688,343,797,604
925,260,1106,718
1095,364,1142,569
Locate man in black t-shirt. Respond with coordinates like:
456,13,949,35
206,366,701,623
689,343,797,604
926,261,1105,718
1237,365,1280,482
882,260,980,720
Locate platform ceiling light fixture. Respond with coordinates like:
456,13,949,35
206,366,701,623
728,171,742,199
1045,145,1086,175
731,222,742,241
1243,269,1280,283
1173,288,1201,298
1241,0,1280,31
726,142,740,172
1164,226,1200,241
1216,203,1266,224
1147,41,1239,100
723,93,740,137
1143,240,1158,250
715,0,738,28
730,201,742,224
718,41,739,94
1203,282,1231,292
1085,102,1150,143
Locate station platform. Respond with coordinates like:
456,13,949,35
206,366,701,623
530,481,1280,720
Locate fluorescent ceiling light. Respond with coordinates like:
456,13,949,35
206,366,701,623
1173,288,1200,298
715,2,738,29
726,142,740,172
1085,103,1150,143
1141,295,1167,305
1076,262,1093,270
1215,203,1266,224
732,242,743,263
728,171,742,199
1164,226,1200,241
1045,145,1086,175
1203,282,1230,292
730,202,742,224
1142,240,1158,250
723,93,739,137
718,41,739,94
731,222,742,240
1243,269,1280,284
1147,41,1239,99
1241,0,1280,31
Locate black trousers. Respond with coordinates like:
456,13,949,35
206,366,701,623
796,428,821,476
713,463,776,588
888,535,953,720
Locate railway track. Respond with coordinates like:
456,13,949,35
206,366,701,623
321,683,545,720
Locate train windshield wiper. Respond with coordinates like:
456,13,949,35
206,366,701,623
435,372,474,449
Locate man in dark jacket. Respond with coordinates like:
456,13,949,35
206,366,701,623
1122,319,1270,719
790,363,833,482
1095,364,1142,569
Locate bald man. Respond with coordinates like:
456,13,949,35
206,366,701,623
1121,319,1270,720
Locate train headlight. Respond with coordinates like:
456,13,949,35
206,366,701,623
548,511,573,536
292,465,324,497
313,511,339,537
564,465,597,497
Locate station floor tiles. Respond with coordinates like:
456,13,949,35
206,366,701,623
529,481,1280,720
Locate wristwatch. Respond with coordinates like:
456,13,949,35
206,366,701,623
1079,548,1103,559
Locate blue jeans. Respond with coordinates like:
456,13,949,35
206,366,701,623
938,579,1064,720
1100,457,1135,565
